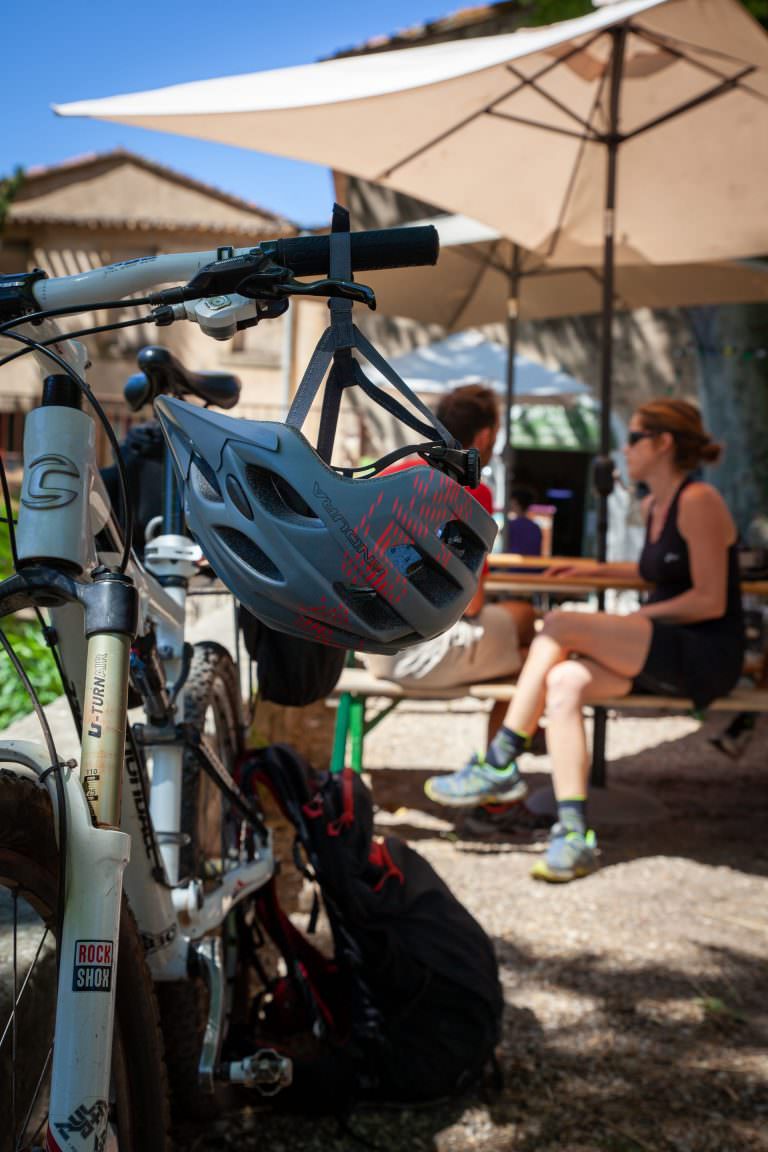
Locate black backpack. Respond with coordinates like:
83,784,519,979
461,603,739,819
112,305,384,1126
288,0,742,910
237,745,503,1110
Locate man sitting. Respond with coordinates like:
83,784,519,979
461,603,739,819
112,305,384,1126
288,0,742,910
364,384,535,750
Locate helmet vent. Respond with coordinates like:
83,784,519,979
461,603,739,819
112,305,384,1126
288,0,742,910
215,526,284,583
335,584,406,632
190,456,224,503
226,474,253,521
405,549,463,606
245,465,320,523
438,520,486,576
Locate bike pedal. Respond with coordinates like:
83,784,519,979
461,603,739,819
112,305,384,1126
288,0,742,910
222,1048,293,1095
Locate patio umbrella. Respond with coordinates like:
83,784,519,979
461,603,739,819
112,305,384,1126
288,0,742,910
365,214,768,328
363,212,768,513
56,0,768,558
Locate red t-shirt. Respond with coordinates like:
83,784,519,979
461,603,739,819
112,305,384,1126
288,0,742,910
383,458,494,573
383,457,492,512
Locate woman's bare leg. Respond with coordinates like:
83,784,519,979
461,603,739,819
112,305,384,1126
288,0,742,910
505,611,653,738
544,657,634,799
530,656,639,883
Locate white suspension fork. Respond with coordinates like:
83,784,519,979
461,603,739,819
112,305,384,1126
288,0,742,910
144,534,201,885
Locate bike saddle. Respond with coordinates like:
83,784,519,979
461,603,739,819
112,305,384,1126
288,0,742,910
124,346,242,412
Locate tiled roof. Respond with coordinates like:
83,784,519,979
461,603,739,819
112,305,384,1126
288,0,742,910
327,2,528,59
8,149,296,236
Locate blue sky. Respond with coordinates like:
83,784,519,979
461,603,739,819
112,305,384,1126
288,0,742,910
3,1,444,227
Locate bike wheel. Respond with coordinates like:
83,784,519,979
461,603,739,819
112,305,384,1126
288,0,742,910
0,768,170,1152
180,640,243,882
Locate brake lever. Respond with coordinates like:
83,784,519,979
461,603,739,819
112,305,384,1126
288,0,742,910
239,272,376,310
280,278,376,309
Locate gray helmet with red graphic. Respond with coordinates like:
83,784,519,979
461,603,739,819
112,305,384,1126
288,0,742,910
155,397,496,654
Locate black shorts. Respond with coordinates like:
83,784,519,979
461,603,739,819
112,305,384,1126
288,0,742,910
632,620,744,709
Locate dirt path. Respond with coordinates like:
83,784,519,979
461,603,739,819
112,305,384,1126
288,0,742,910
187,706,768,1152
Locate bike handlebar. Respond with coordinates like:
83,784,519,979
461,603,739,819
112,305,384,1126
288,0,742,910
263,225,439,277
30,224,439,313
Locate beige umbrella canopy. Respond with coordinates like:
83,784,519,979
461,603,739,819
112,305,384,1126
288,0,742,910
363,212,768,515
364,215,768,329
56,0,768,267
56,0,768,558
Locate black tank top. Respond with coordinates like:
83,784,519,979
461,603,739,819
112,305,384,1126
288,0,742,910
638,477,742,631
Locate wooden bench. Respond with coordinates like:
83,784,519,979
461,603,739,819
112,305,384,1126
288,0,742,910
329,666,768,778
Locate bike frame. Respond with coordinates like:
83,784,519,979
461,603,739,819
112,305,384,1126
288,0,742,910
0,249,279,1152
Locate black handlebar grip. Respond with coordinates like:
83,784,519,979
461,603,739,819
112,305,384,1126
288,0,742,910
268,225,439,276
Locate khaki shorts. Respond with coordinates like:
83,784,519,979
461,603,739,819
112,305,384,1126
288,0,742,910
364,604,522,690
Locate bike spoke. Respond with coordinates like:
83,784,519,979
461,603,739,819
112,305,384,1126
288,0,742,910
0,924,51,1052
12,888,18,1149
15,1043,53,1152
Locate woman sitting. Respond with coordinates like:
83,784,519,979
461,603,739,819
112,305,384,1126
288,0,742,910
425,399,745,882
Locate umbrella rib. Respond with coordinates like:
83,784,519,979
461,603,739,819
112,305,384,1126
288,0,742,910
376,31,607,181
445,248,495,332
632,26,768,106
488,109,597,141
504,62,602,138
536,70,610,264
622,65,758,142
635,23,768,76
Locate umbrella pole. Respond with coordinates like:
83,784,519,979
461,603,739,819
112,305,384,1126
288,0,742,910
502,245,521,537
596,25,627,566
592,26,626,791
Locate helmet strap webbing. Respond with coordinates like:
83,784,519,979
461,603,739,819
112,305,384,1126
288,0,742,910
286,204,459,467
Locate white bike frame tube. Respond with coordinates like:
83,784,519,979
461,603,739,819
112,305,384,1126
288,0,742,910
2,248,280,1138
119,738,189,980
0,741,129,1152
32,246,259,312
147,581,187,885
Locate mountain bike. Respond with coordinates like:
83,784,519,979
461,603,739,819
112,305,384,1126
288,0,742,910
0,220,439,1152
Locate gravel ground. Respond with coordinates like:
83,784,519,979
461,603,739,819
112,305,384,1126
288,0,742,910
187,702,768,1152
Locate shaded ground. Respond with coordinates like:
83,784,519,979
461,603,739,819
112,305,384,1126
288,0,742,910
180,705,768,1150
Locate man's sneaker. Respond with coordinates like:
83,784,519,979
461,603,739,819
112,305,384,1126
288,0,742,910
461,801,553,840
424,755,528,808
531,823,599,883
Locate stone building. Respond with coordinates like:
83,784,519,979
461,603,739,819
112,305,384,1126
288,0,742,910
0,150,305,461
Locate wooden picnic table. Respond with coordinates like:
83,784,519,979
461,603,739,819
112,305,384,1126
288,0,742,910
486,554,768,598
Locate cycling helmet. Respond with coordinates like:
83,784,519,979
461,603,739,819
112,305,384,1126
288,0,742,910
155,397,496,654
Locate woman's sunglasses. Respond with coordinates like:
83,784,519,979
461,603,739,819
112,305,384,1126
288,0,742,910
626,429,659,447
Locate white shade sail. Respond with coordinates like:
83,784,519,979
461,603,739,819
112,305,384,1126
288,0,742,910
371,330,590,398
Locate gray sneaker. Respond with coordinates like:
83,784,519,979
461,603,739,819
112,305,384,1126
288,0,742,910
531,823,599,883
424,754,528,808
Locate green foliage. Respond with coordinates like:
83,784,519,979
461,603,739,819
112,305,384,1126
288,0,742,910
0,166,25,230
518,0,592,23
521,0,767,25
0,617,61,730
0,503,61,730
743,0,768,28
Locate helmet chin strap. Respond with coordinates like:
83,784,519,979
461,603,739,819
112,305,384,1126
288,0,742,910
286,205,479,487
335,441,482,488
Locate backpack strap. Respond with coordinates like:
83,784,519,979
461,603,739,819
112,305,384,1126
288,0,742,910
368,840,405,892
